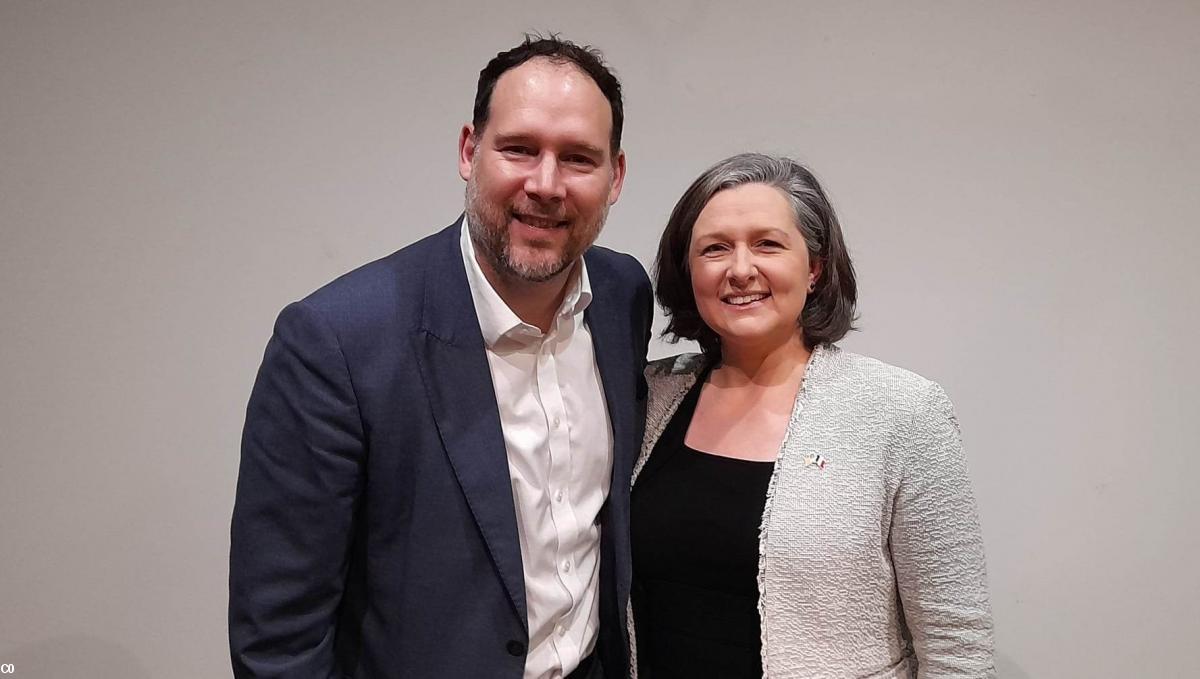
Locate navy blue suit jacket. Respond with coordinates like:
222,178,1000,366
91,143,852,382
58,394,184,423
230,219,653,678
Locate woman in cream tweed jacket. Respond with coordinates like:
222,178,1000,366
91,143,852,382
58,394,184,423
627,154,994,678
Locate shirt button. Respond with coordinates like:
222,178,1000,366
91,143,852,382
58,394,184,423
557,624,567,637
562,560,572,573
553,416,561,428
555,489,564,503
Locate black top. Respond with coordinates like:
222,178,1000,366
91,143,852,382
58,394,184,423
630,375,774,678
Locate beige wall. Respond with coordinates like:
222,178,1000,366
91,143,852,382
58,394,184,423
3,1,1198,676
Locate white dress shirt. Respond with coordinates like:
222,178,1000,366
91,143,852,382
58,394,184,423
460,221,613,679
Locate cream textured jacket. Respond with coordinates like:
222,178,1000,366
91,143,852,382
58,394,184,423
628,345,995,678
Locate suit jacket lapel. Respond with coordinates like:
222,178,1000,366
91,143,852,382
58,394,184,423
583,251,641,644
583,260,636,497
411,219,527,631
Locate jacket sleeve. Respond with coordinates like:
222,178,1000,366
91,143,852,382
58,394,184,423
890,383,996,678
229,300,365,678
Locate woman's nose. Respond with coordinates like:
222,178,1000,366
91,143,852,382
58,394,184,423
728,247,757,282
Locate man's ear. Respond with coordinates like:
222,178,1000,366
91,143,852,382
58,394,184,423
607,149,627,205
458,124,476,181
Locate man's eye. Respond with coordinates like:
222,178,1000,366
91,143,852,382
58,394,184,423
758,240,783,249
504,146,534,156
564,155,596,166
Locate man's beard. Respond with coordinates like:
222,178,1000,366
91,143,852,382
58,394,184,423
464,179,609,284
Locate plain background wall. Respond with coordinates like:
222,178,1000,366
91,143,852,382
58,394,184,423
3,1,1198,676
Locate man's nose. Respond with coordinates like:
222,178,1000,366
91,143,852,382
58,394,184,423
524,154,566,203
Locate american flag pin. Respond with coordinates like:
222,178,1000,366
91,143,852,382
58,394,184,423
802,454,827,470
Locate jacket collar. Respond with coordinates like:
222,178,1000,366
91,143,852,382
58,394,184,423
458,216,593,348
633,344,838,485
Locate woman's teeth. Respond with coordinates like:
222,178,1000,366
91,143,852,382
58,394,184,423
725,293,768,305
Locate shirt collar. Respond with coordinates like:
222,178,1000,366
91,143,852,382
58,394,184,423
460,216,592,347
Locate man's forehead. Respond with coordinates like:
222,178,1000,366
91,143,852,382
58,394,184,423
489,58,609,117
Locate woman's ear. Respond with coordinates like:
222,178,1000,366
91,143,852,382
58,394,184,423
808,259,824,292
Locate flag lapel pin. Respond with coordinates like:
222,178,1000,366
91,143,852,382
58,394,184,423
802,453,827,470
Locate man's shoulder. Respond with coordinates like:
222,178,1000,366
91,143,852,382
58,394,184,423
582,245,652,334
294,220,460,327
584,244,649,285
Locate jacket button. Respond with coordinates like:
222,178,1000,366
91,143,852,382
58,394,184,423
506,640,526,656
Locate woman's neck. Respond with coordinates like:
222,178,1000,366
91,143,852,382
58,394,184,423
714,333,813,388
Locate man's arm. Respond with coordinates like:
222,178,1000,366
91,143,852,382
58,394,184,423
229,300,365,678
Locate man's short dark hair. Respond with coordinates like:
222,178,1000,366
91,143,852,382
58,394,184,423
655,153,858,357
473,34,624,156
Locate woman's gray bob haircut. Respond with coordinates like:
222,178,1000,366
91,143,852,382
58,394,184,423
654,152,858,356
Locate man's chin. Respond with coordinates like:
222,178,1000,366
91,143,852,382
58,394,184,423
501,249,573,284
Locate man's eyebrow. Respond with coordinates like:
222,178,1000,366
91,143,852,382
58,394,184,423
491,133,534,147
562,142,606,157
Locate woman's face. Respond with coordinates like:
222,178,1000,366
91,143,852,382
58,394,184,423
688,183,820,351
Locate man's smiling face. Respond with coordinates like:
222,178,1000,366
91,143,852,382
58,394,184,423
459,57,626,285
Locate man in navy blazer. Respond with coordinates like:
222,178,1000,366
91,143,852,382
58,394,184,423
230,36,651,678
